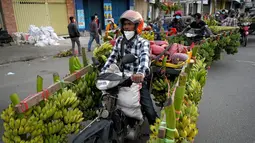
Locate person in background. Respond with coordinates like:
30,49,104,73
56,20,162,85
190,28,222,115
182,13,213,36
220,9,228,20
105,18,118,37
238,13,246,23
221,10,238,27
168,11,186,32
94,13,102,37
88,16,100,52
67,16,81,56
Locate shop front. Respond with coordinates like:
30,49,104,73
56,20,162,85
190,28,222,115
12,0,69,35
135,0,149,20
77,0,131,31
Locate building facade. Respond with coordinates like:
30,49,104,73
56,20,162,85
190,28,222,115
0,0,75,35
75,0,134,31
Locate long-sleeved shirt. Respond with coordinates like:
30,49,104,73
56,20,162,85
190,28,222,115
102,36,150,76
67,23,80,38
89,21,98,35
168,19,186,32
222,17,238,27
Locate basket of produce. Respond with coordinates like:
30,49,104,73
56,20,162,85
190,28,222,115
150,41,192,69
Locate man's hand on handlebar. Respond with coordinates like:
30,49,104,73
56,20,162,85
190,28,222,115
131,73,144,83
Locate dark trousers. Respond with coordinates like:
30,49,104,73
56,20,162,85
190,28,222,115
88,33,100,51
71,37,81,55
140,82,158,125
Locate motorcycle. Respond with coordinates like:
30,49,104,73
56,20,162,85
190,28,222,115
0,28,12,46
72,54,145,143
239,22,250,47
181,25,212,45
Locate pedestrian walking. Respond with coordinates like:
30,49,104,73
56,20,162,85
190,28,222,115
88,16,100,52
94,13,102,37
67,16,81,56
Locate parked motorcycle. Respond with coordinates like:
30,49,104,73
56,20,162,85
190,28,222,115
72,54,145,143
239,22,250,47
0,28,12,46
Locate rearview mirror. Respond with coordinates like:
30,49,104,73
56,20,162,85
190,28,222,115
121,54,137,65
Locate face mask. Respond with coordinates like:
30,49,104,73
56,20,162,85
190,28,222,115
175,16,181,19
124,31,135,40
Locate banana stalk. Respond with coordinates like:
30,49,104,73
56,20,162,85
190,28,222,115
185,46,200,78
165,104,176,142
10,93,20,106
53,73,60,83
53,73,62,94
69,57,75,74
174,73,187,120
37,75,43,92
162,56,167,73
82,48,89,66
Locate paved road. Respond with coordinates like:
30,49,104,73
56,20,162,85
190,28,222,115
0,36,255,143
196,36,255,143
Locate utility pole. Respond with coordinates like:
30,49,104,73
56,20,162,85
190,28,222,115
201,0,203,19
214,0,217,13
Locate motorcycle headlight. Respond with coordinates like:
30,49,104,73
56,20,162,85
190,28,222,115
242,22,250,26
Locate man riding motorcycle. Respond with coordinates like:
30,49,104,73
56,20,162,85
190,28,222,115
101,10,158,125
181,13,213,37
168,11,186,32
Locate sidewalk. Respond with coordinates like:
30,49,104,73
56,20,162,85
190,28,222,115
0,36,98,65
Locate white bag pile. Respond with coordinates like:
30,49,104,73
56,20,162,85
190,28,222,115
28,25,64,47
12,25,64,47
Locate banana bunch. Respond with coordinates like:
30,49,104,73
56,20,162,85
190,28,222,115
52,110,63,120
79,96,95,110
73,79,87,97
176,121,198,142
152,78,168,91
44,120,64,135
181,101,199,123
141,31,154,41
186,79,202,105
1,104,15,123
54,49,72,58
69,56,83,74
160,29,167,41
54,89,80,109
205,18,218,26
176,114,198,142
152,78,171,105
7,115,42,135
84,72,97,88
44,134,66,143
83,109,97,120
34,101,57,120
3,135,44,143
59,123,80,135
3,114,43,143
93,42,113,60
191,59,208,88
148,118,161,142
209,26,238,34
63,108,84,124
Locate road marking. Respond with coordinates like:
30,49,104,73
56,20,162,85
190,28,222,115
236,60,255,64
